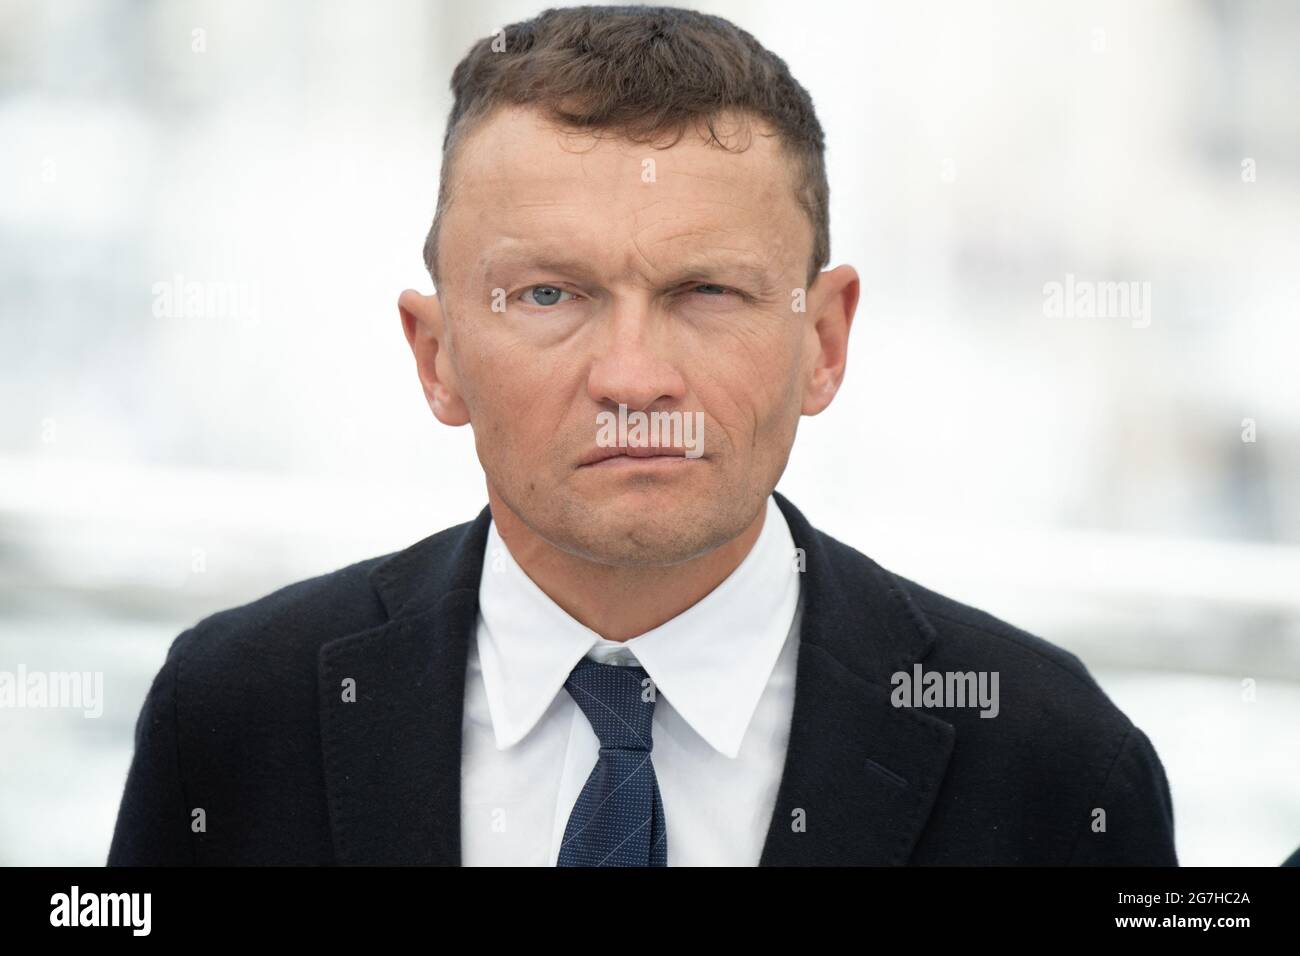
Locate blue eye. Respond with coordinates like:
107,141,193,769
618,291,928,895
693,284,728,295
524,285,573,306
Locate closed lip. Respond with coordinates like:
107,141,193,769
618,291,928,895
577,445,696,467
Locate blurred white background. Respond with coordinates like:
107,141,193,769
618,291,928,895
1,0,1297,866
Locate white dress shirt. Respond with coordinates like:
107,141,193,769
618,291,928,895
460,493,803,866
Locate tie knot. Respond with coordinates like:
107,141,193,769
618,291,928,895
564,657,657,751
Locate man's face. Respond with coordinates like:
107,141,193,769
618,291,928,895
414,105,852,567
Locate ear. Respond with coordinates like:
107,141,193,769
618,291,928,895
398,289,471,426
801,264,860,416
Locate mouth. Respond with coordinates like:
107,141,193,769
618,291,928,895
577,445,700,468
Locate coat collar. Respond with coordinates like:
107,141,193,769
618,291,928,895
318,493,954,865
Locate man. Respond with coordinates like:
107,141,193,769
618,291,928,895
108,6,1177,866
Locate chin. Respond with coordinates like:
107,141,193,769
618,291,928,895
548,494,744,569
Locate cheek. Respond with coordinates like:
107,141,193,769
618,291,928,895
720,324,802,405
700,361,798,447
458,335,581,449
455,321,543,407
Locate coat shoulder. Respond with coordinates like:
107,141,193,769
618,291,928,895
878,568,1176,865
900,574,1098,682
192,553,390,654
173,516,477,689
886,568,1135,740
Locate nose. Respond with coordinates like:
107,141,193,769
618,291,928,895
586,304,687,413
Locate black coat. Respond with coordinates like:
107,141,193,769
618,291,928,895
107,492,1178,865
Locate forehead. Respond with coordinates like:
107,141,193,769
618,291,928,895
442,104,810,281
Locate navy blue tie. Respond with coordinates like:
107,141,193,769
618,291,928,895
556,657,667,866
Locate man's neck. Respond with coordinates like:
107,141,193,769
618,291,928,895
486,492,768,642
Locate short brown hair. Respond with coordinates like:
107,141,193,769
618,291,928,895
423,5,829,291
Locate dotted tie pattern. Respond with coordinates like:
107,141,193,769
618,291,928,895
556,657,667,867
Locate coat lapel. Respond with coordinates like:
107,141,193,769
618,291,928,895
759,493,956,865
318,507,492,865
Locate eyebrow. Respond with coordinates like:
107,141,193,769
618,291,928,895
480,249,777,291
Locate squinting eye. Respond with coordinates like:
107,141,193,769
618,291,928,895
523,285,574,306
692,284,729,295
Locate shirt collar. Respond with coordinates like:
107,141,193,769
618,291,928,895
475,494,801,758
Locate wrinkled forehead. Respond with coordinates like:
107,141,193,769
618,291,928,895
441,104,809,285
